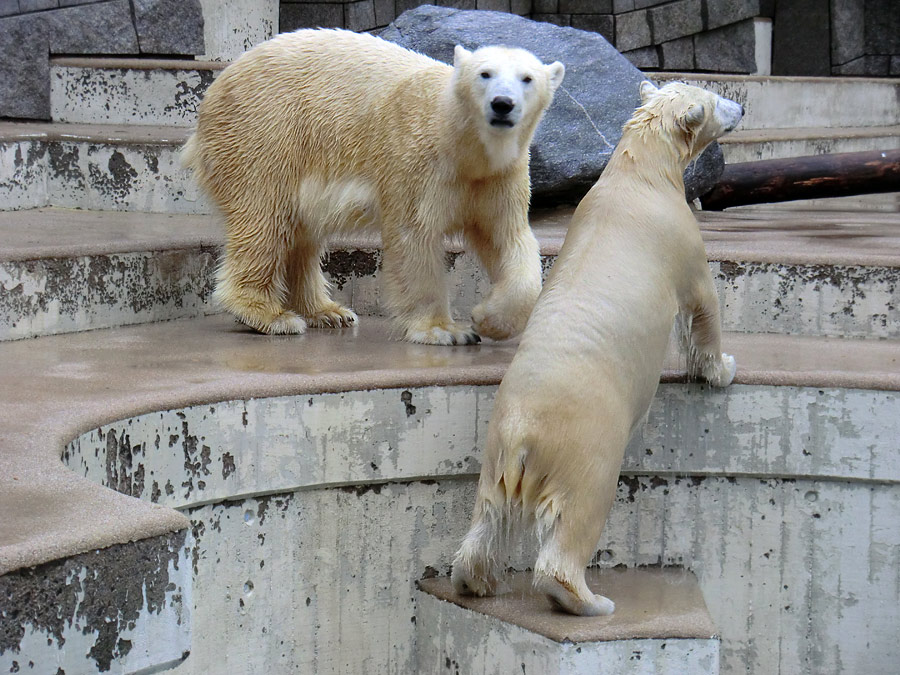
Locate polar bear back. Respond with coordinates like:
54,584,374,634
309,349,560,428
188,29,454,207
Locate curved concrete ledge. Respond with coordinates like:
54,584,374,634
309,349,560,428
1,315,899,673
2,313,899,573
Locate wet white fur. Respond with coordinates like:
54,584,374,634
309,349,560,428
182,29,564,344
452,81,742,615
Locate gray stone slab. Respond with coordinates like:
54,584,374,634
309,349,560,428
533,0,557,11
133,0,204,55
623,44,658,68
570,12,614,41
381,5,723,204
694,18,757,73
832,54,891,76
477,0,510,10
771,0,830,76
345,0,377,31
374,0,395,25
559,0,611,12
280,2,343,30
830,0,865,65
615,7,651,50
648,0,702,44
18,0,58,11
706,0,762,30
45,0,139,54
865,0,900,54
510,0,531,15
659,34,694,69
0,14,50,119
532,12,570,26
0,0,18,17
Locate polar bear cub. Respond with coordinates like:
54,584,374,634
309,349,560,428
452,81,743,615
182,29,564,345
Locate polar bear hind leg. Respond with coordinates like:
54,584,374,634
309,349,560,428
215,208,307,336
532,491,616,616
286,233,357,328
452,498,510,596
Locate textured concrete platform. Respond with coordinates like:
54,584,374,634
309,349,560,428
2,313,899,574
417,568,719,674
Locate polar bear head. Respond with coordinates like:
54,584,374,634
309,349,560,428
632,80,743,161
452,44,565,145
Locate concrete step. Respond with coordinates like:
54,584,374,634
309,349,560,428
4,120,897,214
416,569,719,674
654,73,900,131
50,60,900,134
1,316,898,674
50,57,224,128
719,125,900,163
0,122,197,213
2,205,898,341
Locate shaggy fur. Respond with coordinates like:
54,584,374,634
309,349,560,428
452,81,743,615
183,29,564,344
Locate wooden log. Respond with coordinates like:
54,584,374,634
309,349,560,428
701,148,900,210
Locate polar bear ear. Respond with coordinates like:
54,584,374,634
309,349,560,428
639,80,658,103
679,103,706,130
453,45,472,68
546,61,566,93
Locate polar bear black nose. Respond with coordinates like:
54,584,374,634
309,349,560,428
491,96,515,115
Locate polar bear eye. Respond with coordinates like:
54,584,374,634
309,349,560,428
522,75,532,84
480,71,491,79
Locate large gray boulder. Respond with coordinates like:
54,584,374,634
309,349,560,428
381,5,723,205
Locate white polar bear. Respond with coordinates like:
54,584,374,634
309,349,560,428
452,81,743,615
182,29,564,345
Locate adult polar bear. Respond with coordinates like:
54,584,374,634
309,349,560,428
452,81,743,615
183,29,564,345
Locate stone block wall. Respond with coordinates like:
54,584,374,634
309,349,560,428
281,0,898,77
280,0,771,73
280,0,532,35
830,0,900,76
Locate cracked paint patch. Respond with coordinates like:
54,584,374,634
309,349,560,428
0,532,190,674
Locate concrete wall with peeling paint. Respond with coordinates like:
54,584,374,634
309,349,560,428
0,249,218,340
0,532,191,675
4,238,897,341
59,383,900,675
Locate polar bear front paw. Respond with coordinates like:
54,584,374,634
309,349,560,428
471,288,536,341
304,303,358,329
258,311,308,335
472,304,520,341
407,323,481,346
706,353,736,387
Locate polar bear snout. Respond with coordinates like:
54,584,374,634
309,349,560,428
490,96,516,126
716,96,744,132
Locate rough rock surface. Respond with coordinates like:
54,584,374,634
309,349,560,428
381,5,724,204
